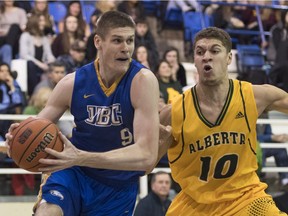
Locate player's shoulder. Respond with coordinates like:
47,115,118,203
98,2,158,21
136,67,157,81
57,72,75,89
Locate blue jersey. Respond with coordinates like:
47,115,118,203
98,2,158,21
70,59,145,186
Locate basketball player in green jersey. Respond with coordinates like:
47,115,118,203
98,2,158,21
159,27,288,215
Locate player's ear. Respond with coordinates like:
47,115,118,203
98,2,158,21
94,34,102,50
227,51,232,65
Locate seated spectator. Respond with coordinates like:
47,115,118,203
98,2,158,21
163,47,187,87
135,18,159,70
257,112,288,192
52,15,84,58
28,0,56,39
0,0,27,57
32,61,66,95
58,1,90,40
57,39,87,74
134,45,157,72
86,0,117,62
268,10,288,92
90,0,117,26
156,60,182,104
19,14,55,97
117,0,146,21
0,63,24,139
134,171,172,216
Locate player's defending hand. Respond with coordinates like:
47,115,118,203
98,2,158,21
5,122,20,157
39,132,83,173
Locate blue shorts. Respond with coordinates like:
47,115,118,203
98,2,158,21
39,167,138,216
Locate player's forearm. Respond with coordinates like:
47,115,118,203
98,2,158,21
78,143,158,172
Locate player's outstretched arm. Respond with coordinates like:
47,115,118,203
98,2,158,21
253,84,288,116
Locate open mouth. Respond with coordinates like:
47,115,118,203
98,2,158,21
204,65,212,72
116,58,129,62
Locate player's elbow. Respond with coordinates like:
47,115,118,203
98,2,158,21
142,150,158,172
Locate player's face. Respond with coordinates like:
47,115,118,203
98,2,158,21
194,38,232,85
95,27,135,74
151,174,171,198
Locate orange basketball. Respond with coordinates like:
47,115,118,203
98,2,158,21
10,117,64,172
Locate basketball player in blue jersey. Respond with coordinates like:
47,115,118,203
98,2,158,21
5,11,160,216
159,27,288,215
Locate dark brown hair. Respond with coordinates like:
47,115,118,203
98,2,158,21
26,14,44,36
193,27,232,53
30,0,53,29
95,11,135,39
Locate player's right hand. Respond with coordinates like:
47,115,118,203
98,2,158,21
5,123,20,157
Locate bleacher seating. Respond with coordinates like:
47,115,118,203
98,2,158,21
236,44,265,74
183,11,213,43
48,2,67,34
163,8,183,30
83,4,95,24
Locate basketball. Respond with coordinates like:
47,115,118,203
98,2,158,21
10,117,64,172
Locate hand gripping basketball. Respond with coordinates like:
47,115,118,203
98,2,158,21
10,117,64,172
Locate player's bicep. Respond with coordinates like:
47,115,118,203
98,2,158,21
253,84,288,114
131,70,159,149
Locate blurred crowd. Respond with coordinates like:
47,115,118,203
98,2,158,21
0,2,288,212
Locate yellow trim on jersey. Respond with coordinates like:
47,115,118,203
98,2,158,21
94,58,129,97
192,79,234,127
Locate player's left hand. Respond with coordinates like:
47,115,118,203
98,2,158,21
38,132,83,173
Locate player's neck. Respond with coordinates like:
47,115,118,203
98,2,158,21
197,79,230,104
96,59,124,88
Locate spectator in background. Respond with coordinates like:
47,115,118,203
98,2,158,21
134,171,172,216
14,1,32,14
28,0,56,40
268,10,288,92
52,15,83,58
58,1,90,40
90,0,117,26
0,0,27,58
0,44,12,66
0,63,24,139
19,14,55,97
135,18,159,70
163,47,187,87
156,60,182,104
134,45,157,72
86,0,117,62
117,0,146,21
257,112,288,192
57,39,87,74
32,61,66,95
31,62,74,139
